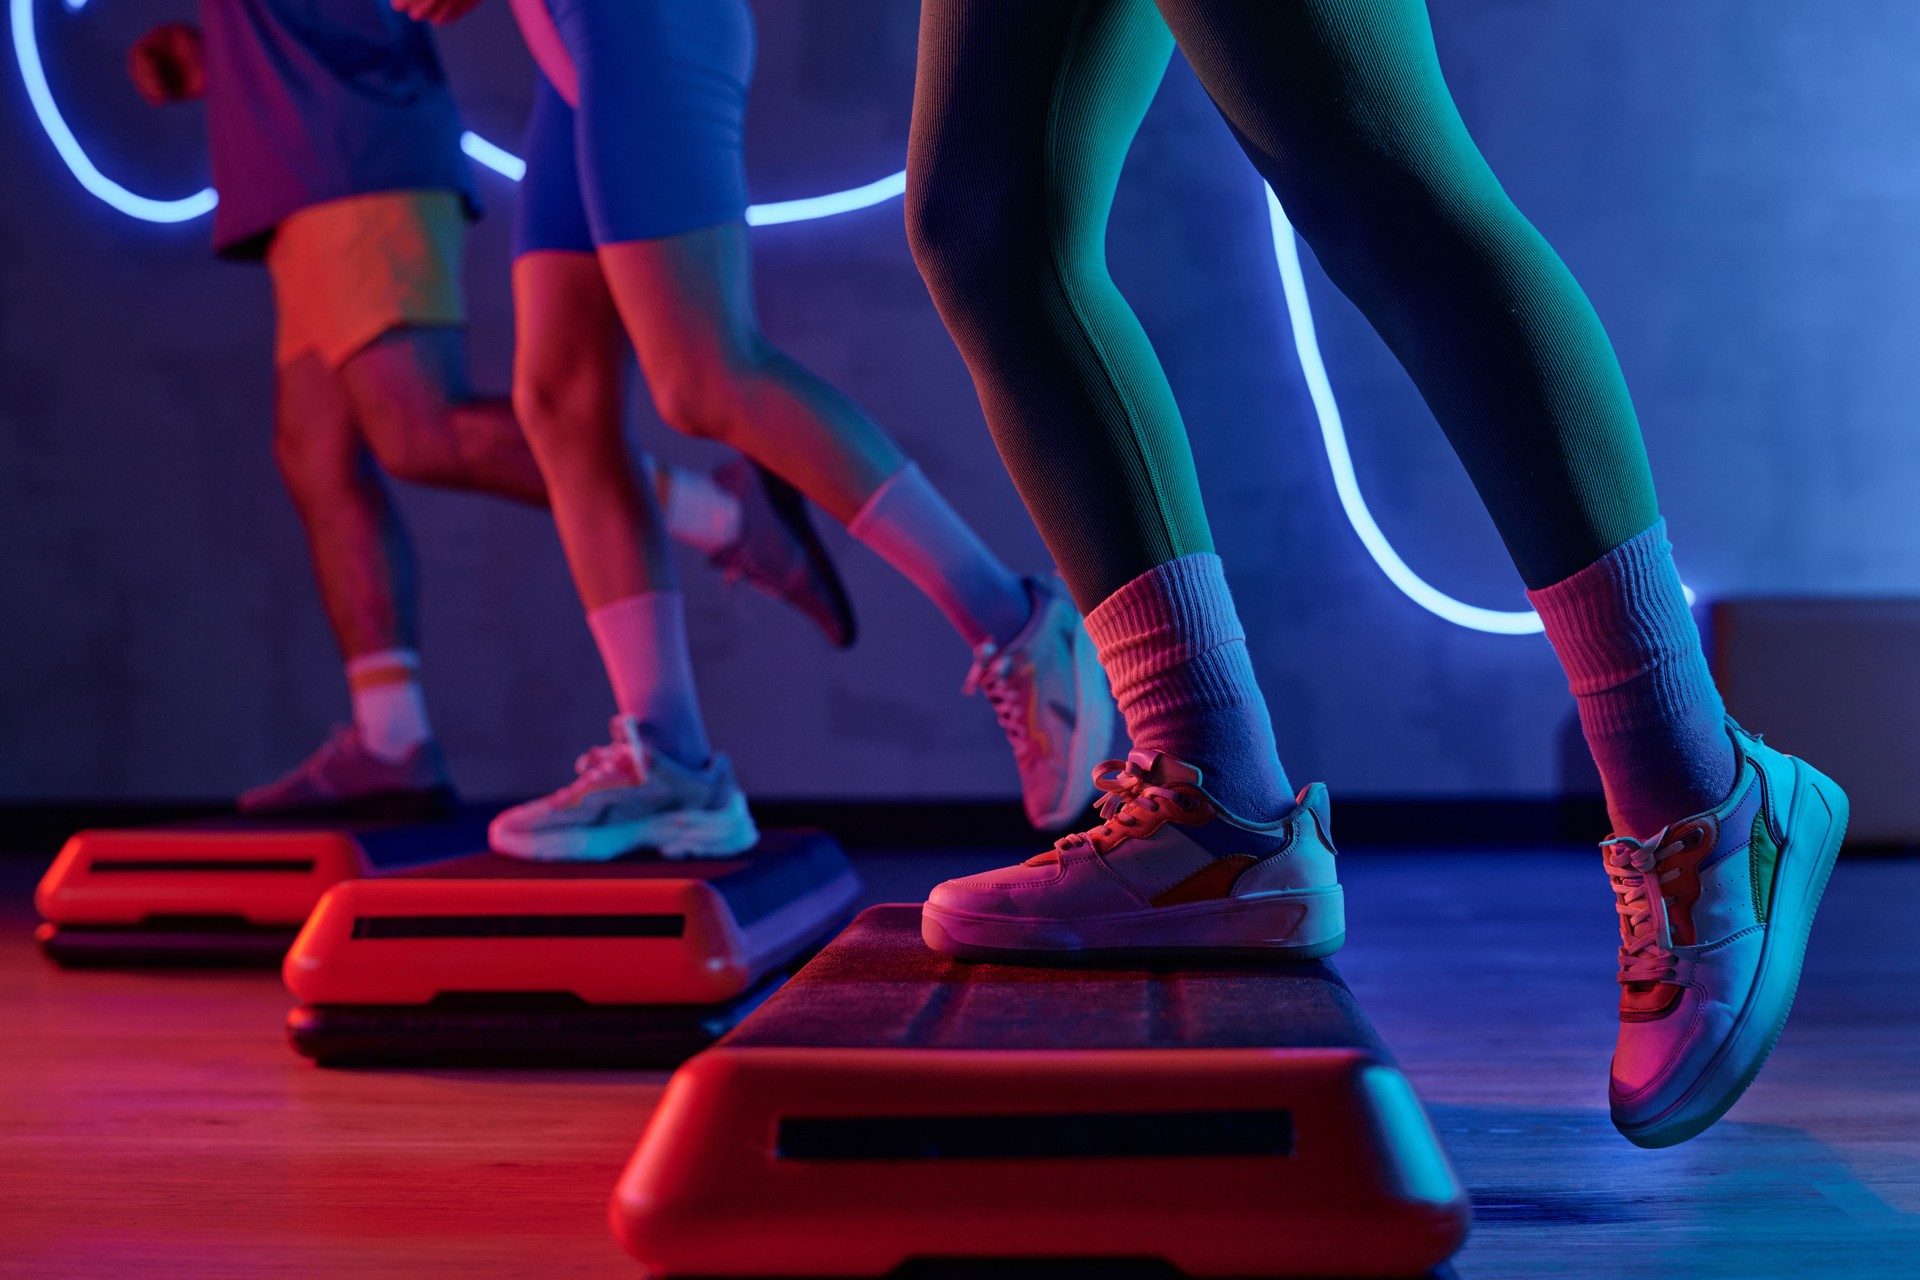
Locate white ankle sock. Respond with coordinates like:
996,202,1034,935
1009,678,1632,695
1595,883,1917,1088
657,465,742,556
346,649,433,763
846,462,1031,649
586,591,713,768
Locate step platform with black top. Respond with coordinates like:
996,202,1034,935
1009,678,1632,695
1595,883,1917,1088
612,904,1469,1279
34,809,494,968
284,830,861,1068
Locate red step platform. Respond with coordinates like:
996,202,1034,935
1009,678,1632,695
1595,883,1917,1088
612,904,1469,1278
284,831,861,1067
34,809,493,968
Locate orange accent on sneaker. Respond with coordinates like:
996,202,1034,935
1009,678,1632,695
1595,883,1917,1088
1612,814,1718,1020
1653,815,1717,948
1151,855,1257,907
1619,982,1684,1022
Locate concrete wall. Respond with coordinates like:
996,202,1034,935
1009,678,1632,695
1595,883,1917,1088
4,0,1917,802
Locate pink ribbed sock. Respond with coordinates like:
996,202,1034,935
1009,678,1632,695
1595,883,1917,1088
585,592,712,768
1085,553,1292,822
847,462,1032,649
1528,519,1736,839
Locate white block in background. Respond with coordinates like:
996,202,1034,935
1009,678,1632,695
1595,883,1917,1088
1713,599,1920,844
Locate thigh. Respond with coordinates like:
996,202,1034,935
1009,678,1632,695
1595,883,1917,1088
1150,1,1487,214
548,0,755,245
513,72,596,259
592,222,757,411
336,326,468,452
910,0,1171,247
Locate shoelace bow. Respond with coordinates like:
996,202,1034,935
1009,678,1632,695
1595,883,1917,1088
1052,759,1193,856
963,643,1036,761
562,721,649,798
1603,832,1687,985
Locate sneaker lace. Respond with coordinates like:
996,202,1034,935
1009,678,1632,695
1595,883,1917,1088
1051,759,1194,856
963,642,1037,763
1603,831,1686,986
557,718,649,802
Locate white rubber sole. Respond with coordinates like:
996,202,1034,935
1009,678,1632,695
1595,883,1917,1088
489,792,760,862
922,885,1345,963
1614,756,1849,1148
1027,616,1118,833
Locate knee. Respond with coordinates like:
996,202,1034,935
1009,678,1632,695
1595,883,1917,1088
644,345,764,445
512,366,615,467
905,172,993,308
906,173,1048,328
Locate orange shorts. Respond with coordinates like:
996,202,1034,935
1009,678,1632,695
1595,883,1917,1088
266,189,467,370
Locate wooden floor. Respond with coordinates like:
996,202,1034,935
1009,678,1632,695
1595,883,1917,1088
2,847,1916,1279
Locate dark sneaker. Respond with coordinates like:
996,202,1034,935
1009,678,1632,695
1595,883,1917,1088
238,726,456,821
1605,720,1849,1148
710,461,856,648
922,749,1344,962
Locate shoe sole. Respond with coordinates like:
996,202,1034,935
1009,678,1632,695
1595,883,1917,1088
1614,756,1849,1149
921,885,1345,965
489,793,761,862
1027,611,1118,832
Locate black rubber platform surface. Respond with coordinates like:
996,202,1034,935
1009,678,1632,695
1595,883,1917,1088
129,805,499,873
34,808,500,968
289,977,785,1068
723,904,1389,1057
384,829,850,927
37,922,299,969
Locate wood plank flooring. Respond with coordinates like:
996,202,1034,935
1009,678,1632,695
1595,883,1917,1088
1,848,1914,1279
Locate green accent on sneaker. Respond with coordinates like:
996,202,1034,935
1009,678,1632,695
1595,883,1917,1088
1750,807,1780,924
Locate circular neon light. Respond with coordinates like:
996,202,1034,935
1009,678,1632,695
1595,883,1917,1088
12,0,215,220
14,0,905,227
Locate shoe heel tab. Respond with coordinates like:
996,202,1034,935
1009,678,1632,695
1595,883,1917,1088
1294,782,1334,846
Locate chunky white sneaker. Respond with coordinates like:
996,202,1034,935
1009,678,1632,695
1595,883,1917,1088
965,577,1116,832
922,750,1344,962
488,716,758,861
1605,720,1848,1148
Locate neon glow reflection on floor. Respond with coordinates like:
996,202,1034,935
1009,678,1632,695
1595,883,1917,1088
19,0,1685,635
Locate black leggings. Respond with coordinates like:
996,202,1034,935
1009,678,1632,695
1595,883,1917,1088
907,0,1659,611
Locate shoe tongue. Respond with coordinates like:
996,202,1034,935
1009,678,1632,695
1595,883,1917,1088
1127,749,1201,788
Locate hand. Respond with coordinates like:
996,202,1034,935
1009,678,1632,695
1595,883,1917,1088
390,0,486,24
128,23,205,105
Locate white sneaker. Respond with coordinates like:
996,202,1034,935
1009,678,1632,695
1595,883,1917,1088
922,749,1345,962
1605,720,1848,1147
488,716,758,861
966,577,1116,831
